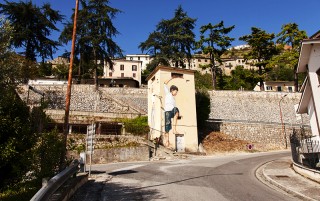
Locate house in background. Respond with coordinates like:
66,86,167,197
254,81,296,92
45,56,69,68
126,54,151,72
296,31,320,139
103,59,142,87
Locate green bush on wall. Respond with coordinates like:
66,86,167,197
121,116,149,136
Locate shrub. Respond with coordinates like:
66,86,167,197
121,116,149,136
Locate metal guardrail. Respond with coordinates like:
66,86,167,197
30,160,79,201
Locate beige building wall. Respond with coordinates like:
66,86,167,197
147,66,198,152
103,59,142,86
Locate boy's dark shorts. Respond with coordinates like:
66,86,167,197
165,107,179,133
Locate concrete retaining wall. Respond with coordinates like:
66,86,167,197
68,146,149,164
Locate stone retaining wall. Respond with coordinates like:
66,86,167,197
19,84,312,148
209,90,308,125
207,120,311,149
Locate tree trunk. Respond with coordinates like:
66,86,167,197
93,48,98,90
211,66,216,90
210,52,216,90
259,66,264,91
78,53,82,84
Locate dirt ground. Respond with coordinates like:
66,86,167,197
201,131,255,154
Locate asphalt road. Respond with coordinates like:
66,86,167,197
71,151,299,201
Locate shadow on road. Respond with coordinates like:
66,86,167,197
70,175,165,201
135,172,243,190
108,169,138,176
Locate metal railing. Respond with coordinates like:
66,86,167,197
290,128,320,170
30,160,79,201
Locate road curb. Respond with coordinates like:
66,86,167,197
255,160,316,201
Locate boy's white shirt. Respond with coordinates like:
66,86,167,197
164,84,176,111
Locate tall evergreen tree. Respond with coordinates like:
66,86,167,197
140,5,196,71
239,27,278,91
60,0,122,89
275,23,307,91
197,21,235,90
0,0,63,62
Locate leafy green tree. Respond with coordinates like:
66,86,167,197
60,0,123,89
52,63,69,80
225,66,258,90
266,50,295,81
274,23,307,91
194,71,213,90
0,0,63,62
195,89,210,130
197,21,235,89
140,5,196,70
239,27,278,91
0,89,35,190
32,128,64,182
38,63,53,77
0,19,64,197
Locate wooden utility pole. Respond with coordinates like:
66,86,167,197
60,0,79,170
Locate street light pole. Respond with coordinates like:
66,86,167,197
279,94,288,149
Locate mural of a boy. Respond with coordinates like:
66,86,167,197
162,77,180,147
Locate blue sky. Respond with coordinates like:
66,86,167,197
2,0,320,60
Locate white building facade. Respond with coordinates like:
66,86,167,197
296,33,320,137
103,59,142,86
126,54,151,72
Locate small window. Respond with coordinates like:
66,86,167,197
132,65,137,71
205,59,207,62
138,57,140,60
288,86,293,92
130,57,133,61
171,72,183,78
109,72,112,77
277,86,282,91
133,73,136,78
198,59,201,62
120,64,124,70
266,86,273,91
121,73,124,77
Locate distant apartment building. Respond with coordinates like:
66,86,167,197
125,54,151,72
103,59,142,86
221,57,258,75
165,44,258,75
168,53,212,73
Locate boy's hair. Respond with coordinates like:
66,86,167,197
170,85,178,92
